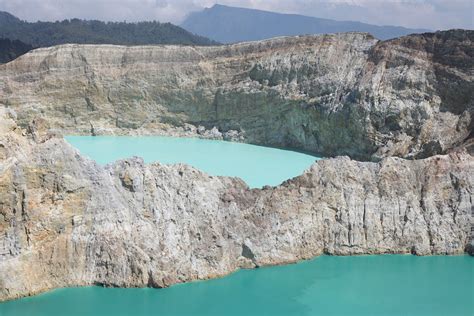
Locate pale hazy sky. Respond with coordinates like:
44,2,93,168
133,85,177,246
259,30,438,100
0,0,472,30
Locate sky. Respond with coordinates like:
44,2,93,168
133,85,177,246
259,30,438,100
0,0,472,30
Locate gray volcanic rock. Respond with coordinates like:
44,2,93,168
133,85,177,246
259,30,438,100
0,30,473,302
0,109,472,301
0,30,472,160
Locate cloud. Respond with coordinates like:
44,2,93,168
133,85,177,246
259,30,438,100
0,0,472,30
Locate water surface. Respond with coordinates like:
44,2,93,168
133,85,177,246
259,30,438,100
66,136,319,188
1,255,472,316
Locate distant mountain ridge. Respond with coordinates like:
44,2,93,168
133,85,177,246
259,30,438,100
0,11,218,49
181,4,430,43
0,11,20,24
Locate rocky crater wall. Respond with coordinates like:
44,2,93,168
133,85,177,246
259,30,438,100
0,109,472,301
0,30,473,301
1,30,472,160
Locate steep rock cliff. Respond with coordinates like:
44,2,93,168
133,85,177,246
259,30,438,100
1,30,472,160
0,109,472,301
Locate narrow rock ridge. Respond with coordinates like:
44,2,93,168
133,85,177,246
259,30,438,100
0,109,472,301
1,30,472,160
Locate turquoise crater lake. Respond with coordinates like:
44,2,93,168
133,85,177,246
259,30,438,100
65,136,320,188
1,255,472,316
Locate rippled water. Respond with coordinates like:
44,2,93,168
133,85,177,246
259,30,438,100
1,255,472,316
65,136,319,188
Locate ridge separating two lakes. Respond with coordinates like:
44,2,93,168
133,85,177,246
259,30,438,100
51,135,471,316
65,135,320,188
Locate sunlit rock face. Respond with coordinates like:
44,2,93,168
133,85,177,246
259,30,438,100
0,30,472,301
1,30,472,160
0,109,472,301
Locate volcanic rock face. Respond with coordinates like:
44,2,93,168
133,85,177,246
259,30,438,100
0,31,473,301
0,30,472,160
0,110,472,301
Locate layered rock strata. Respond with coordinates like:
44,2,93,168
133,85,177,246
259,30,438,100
0,109,472,301
1,30,472,160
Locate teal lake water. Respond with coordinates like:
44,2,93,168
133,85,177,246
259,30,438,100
65,136,319,188
1,255,472,316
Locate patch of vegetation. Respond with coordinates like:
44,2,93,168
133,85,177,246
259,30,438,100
0,38,33,64
0,11,219,49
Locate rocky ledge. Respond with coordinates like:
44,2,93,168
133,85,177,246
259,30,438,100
0,109,472,301
1,30,472,160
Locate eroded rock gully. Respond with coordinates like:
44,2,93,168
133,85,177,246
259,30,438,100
0,30,473,301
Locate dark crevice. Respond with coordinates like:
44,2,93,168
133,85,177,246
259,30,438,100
241,243,256,265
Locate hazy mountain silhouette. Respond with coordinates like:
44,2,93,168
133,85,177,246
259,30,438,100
181,4,430,43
